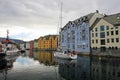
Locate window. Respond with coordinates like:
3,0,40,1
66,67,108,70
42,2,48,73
107,39,109,43
72,44,75,49
111,31,114,35
116,30,119,35
95,33,98,37
106,26,109,30
111,38,114,43
115,27,118,29
77,38,79,42
96,40,98,43
116,38,119,42
82,30,85,40
68,44,70,48
92,33,94,37
92,40,94,43
107,32,109,36
100,32,105,38
101,40,105,45
95,28,97,32
100,25,104,31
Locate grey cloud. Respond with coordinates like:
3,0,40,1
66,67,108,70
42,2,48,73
96,0,120,14
0,0,120,29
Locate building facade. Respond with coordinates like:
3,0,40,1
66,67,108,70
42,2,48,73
91,13,120,52
30,40,34,50
38,35,59,50
60,11,103,53
25,42,30,50
33,39,38,51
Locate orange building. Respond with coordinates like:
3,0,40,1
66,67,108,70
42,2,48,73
38,35,59,50
38,51,57,65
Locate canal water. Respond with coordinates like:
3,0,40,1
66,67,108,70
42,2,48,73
0,50,120,80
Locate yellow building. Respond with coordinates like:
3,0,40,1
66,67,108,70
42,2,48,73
38,35,59,50
91,13,120,51
38,51,57,65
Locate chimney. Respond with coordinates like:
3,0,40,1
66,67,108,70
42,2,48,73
96,10,99,13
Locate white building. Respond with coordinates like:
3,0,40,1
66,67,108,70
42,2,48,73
25,42,30,50
20,42,25,50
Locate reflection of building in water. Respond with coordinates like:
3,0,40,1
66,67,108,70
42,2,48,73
91,57,120,80
0,55,17,80
58,56,90,80
30,49,33,57
59,60,76,80
33,51,39,60
38,51,57,65
76,56,90,80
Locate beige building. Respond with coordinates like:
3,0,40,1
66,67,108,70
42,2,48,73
91,13,120,51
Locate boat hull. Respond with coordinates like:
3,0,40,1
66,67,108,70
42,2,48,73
54,52,77,60
6,50,19,56
0,53,6,59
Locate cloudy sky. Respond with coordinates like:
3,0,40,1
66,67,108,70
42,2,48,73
0,0,120,41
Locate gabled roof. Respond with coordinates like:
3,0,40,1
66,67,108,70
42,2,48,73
103,13,120,26
85,13,95,21
90,18,101,30
91,13,120,29
44,35,58,40
61,11,102,31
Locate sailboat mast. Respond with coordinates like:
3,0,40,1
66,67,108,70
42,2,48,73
6,30,9,41
60,2,63,29
57,1,63,50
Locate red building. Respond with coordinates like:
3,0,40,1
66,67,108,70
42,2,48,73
30,41,34,50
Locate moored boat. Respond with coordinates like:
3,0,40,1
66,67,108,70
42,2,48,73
1,30,20,56
0,43,6,59
54,51,77,60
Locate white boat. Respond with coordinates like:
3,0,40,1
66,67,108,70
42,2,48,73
1,30,20,56
6,49,19,56
54,51,77,60
54,3,77,60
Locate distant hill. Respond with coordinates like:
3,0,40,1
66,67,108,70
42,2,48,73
0,37,24,43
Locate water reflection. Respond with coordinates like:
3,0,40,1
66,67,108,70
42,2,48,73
55,56,90,80
58,59,77,80
0,54,18,80
0,50,120,80
76,56,90,80
91,57,120,80
20,50,58,66
55,55,120,80
37,51,57,66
